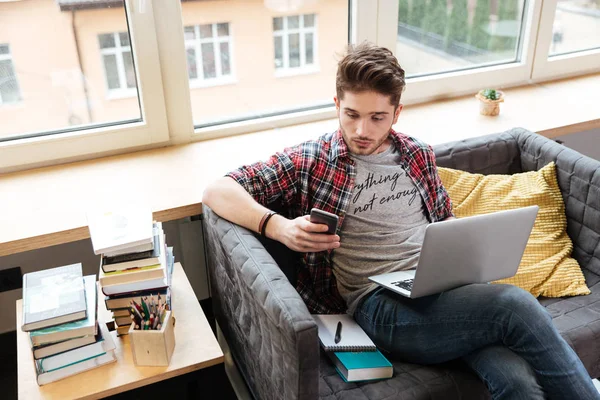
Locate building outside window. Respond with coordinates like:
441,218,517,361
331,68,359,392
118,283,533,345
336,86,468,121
273,13,317,72
184,22,233,85
98,32,136,96
0,44,21,105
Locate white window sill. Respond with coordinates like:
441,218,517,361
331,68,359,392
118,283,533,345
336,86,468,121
106,89,138,101
1,73,599,258
0,100,24,109
189,76,237,89
274,66,320,78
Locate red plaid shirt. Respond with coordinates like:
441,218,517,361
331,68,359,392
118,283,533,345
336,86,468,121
227,129,454,314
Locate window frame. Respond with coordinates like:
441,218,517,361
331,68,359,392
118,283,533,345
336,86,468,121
273,13,319,77
0,0,169,174
99,32,137,99
2,0,599,174
184,22,236,88
0,44,21,105
531,0,600,81
366,0,543,105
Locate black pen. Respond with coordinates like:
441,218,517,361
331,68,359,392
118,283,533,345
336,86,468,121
334,320,343,344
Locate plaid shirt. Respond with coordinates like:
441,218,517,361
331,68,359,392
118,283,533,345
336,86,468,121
227,129,454,314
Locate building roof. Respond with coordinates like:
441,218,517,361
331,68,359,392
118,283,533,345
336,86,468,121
56,0,205,11
56,0,123,11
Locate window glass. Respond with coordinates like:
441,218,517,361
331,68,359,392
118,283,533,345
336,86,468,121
201,43,217,79
99,32,138,93
273,13,317,70
0,1,141,140
0,45,21,105
549,1,600,56
180,1,346,128
185,23,233,82
396,0,526,77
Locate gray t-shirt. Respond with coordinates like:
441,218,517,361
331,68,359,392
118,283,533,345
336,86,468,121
332,145,429,314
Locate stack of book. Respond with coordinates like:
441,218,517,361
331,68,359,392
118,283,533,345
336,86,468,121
88,209,174,335
21,263,116,385
313,314,393,382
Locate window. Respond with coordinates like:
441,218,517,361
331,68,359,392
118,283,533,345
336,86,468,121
176,1,346,132
99,32,137,97
0,44,21,104
531,0,600,81
1,0,597,173
0,0,168,173
184,23,233,85
273,14,317,72
549,1,600,56
396,0,526,78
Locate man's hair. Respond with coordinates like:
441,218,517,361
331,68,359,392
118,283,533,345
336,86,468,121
336,42,406,107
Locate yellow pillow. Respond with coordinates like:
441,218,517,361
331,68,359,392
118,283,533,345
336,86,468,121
438,162,590,297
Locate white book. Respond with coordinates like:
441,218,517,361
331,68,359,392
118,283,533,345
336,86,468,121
98,232,166,286
36,351,116,386
87,208,154,256
33,335,96,360
29,275,97,346
35,322,115,373
35,322,116,385
312,314,376,352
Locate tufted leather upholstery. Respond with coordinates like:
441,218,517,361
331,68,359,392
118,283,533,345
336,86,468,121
203,128,600,400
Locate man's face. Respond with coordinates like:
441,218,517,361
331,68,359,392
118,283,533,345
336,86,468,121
334,90,402,156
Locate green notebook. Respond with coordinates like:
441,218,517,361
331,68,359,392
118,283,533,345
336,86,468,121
328,349,393,382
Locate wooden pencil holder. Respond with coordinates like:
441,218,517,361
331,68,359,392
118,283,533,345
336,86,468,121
129,311,175,366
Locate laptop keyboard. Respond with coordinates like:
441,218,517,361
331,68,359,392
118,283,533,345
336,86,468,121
391,279,414,292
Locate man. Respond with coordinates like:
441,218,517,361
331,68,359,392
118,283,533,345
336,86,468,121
203,43,599,399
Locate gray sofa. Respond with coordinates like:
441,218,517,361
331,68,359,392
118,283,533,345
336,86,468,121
203,127,600,400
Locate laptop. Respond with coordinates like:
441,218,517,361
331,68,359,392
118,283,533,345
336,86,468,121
368,206,539,298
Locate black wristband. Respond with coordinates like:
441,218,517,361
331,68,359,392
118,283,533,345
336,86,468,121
260,211,277,237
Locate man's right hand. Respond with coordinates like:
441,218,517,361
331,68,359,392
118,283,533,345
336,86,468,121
270,215,340,253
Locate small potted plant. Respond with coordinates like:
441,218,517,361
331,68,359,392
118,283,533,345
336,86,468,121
475,88,505,116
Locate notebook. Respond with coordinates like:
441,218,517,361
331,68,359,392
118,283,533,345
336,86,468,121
312,314,376,352
327,349,393,382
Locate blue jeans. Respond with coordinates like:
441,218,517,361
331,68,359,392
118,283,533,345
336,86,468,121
354,284,599,400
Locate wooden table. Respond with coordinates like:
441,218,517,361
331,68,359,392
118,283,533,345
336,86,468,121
16,262,224,400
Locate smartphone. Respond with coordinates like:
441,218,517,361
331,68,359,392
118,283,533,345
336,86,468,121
310,208,339,234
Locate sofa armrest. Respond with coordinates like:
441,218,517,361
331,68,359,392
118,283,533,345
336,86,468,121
509,128,600,276
433,130,522,175
202,205,319,400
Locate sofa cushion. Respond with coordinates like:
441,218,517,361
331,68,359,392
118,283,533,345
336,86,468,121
438,162,590,298
319,349,490,400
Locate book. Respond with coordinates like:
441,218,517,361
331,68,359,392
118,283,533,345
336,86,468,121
98,231,166,286
37,352,116,386
327,349,393,382
22,263,87,332
33,334,96,360
101,246,174,296
87,208,154,256
111,309,130,318
99,263,165,286
101,223,162,272
116,324,131,336
35,322,116,385
103,241,154,257
35,325,116,385
35,322,115,374
101,276,168,296
105,287,171,310
312,314,376,352
29,275,98,346
114,316,132,327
